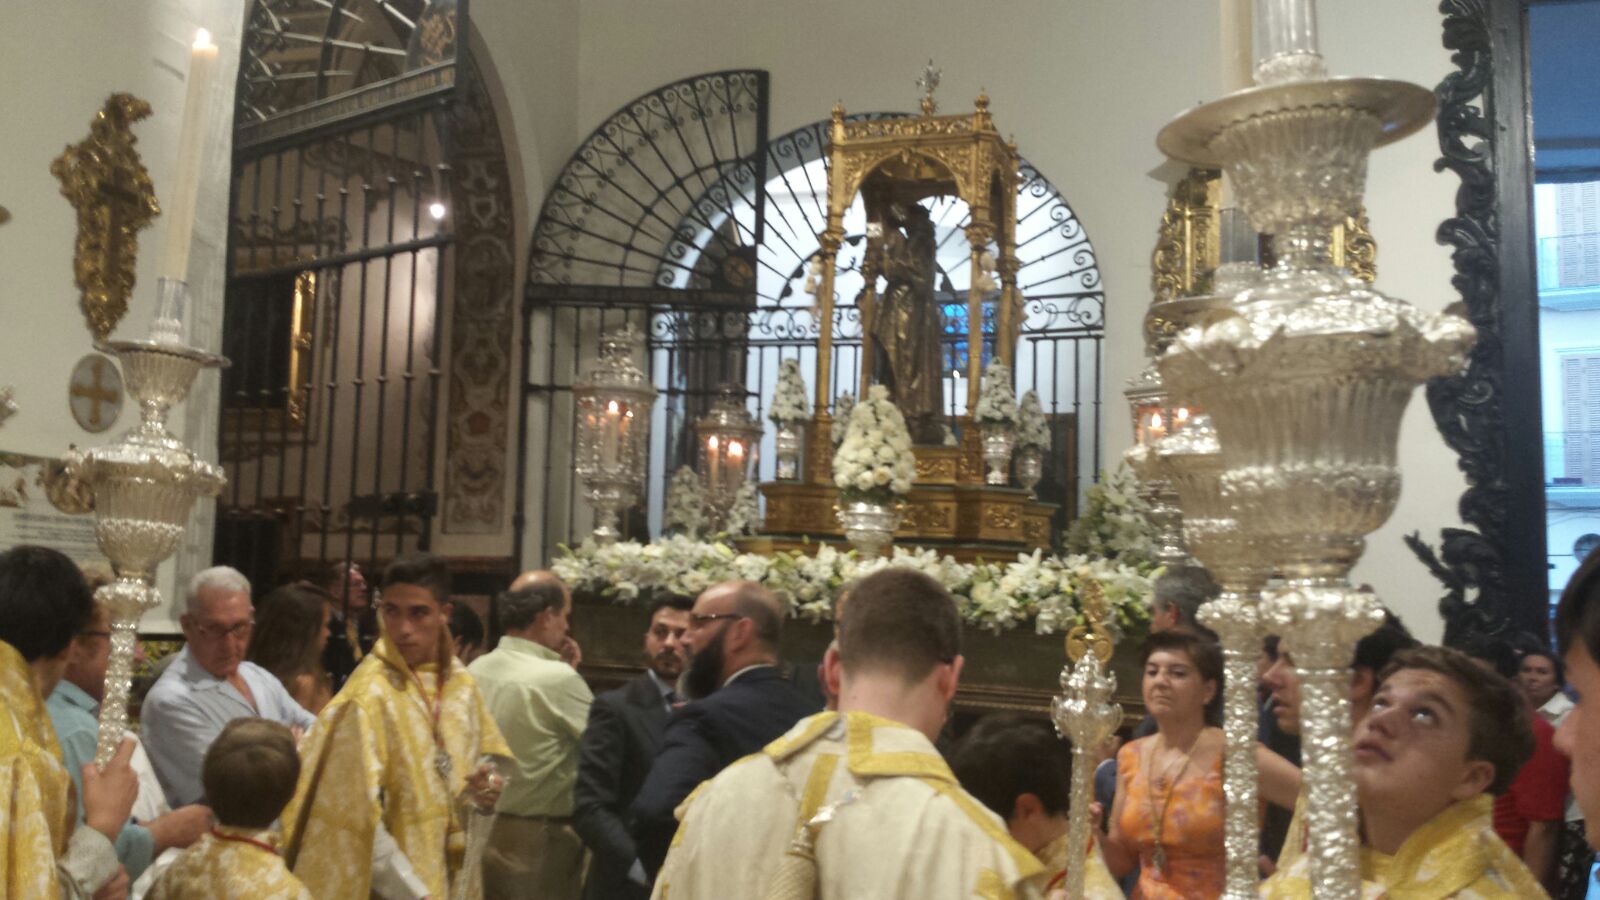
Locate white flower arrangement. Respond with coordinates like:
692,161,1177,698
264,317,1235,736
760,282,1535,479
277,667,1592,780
769,359,812,424
1017,390,1050,450
1063,464,1158,570
663,466,707,537
724,481,762,536
973,362,1018,425
554,536,1154,635
832,385,917,503
831,393,856,446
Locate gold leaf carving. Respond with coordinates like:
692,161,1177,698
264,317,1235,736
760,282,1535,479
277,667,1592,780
51,94,159,342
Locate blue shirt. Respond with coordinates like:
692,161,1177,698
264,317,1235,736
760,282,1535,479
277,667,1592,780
141,647,315,807
46,680,156,880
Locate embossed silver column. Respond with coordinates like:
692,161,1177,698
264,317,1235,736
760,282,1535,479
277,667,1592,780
1051,582,1122,900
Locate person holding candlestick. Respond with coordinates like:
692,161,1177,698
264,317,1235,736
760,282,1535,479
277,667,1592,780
0,544,140,899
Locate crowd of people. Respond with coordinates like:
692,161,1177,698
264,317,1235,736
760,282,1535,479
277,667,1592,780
4,541,1600,899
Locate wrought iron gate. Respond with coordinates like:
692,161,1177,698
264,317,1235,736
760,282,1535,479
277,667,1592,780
214,0,463,591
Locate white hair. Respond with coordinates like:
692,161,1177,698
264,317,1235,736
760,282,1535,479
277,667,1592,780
186,566,252,614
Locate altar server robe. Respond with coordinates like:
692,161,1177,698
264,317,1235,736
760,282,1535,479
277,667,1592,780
1261,795,1549,899
652,710,1046,900
145,826,311,900
282,634,511,899
0,640,118,899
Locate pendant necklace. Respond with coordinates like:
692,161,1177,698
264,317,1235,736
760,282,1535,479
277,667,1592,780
405,664,452,782
1144,735,1194,879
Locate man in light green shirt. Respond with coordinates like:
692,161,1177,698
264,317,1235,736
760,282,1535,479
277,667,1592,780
469,572,594,900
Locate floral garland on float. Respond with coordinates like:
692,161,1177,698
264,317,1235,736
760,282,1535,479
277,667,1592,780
831,384,917,557
552,535,1155,637
1064,462,1156,567
768,359,811,481
973,361,1019,485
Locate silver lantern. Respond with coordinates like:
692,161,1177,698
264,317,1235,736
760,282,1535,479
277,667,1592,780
572,324,656,544
696,384,762,532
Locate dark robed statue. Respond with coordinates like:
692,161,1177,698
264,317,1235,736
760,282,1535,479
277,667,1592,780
867,202,945,445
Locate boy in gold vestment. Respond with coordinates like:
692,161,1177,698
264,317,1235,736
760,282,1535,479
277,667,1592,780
1262,646,1547,899
652,568,1045,900
282,553,512,899
147,718,310,899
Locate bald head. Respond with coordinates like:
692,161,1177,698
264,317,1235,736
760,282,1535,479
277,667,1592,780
510,569,562,593
699,580,783,650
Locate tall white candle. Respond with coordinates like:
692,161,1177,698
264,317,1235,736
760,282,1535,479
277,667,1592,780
160,28,219,282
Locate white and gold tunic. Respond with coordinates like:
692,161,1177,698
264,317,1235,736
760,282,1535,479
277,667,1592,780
1261,795,1549,899
145,826,311,899
653,711,1046,900
281,635,510,899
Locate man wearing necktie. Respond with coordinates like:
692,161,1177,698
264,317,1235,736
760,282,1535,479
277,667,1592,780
573,594,693,899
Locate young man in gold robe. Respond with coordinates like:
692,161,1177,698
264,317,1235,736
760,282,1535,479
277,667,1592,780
282,553,511,899
0,544,139,900
1261,646,1547,899
147,718,310,899
651,567,1045,900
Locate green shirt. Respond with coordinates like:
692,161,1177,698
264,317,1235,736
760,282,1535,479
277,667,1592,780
467,635,594,816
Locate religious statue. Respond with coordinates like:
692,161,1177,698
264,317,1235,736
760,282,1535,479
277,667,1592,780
866,202,946,444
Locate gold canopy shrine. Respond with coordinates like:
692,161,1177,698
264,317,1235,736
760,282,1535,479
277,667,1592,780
751,89,1059,560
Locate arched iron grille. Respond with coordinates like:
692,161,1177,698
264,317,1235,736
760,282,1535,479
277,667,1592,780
519,73,1104,567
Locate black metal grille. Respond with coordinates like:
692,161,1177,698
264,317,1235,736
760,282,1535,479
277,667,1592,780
518,74,1104,567
216,0,463,592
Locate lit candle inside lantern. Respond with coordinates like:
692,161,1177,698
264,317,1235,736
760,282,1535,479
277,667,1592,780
728,440,745,480
601,400,621,466
1144,410,1167,445
707,435,720,488
160,28,219,282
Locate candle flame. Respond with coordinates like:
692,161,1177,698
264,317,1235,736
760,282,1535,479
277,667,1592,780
708,435,719,450
1175,407,1190,423
1150,412,1163,431
194,28,214,50
729,440,744,458
607,400,620,414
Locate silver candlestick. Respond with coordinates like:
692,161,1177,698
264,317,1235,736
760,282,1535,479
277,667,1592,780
1050,581,1121,900
1155,1,1471,893
65,277,227,765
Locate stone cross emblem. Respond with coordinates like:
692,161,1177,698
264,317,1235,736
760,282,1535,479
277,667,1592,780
69,353,124,433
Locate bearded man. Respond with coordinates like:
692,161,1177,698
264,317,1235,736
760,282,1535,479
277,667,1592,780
629,581,820,879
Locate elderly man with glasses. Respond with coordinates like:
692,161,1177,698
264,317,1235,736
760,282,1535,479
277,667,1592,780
142,566,315,808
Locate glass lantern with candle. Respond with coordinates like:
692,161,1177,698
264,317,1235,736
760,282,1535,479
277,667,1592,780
696,384,763,531
573,325,656,544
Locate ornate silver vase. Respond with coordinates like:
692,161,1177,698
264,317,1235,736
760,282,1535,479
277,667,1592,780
65,277,227,765
774,421,804,481
979,424,1015,486
1014,445,1044,497
837,497,900,558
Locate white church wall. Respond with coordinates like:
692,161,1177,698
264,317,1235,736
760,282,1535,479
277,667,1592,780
474,1,1476,640
0,0,244,630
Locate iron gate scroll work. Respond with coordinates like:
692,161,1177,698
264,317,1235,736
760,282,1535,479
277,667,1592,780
519,72,1104,567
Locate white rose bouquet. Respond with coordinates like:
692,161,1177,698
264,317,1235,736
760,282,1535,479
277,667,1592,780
832,384,916,505
724,481,762,536
768,359,812,424
1016,390,1050,450
973,362,1018,425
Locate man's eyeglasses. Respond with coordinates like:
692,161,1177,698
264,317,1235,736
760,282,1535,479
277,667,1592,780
688,612,745,627
194,620,254,641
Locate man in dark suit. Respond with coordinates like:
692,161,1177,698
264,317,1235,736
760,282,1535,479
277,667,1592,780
630,581,822,879
573,595,692,900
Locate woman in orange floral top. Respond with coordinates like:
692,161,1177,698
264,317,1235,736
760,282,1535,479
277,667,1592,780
1102,631,1301,899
